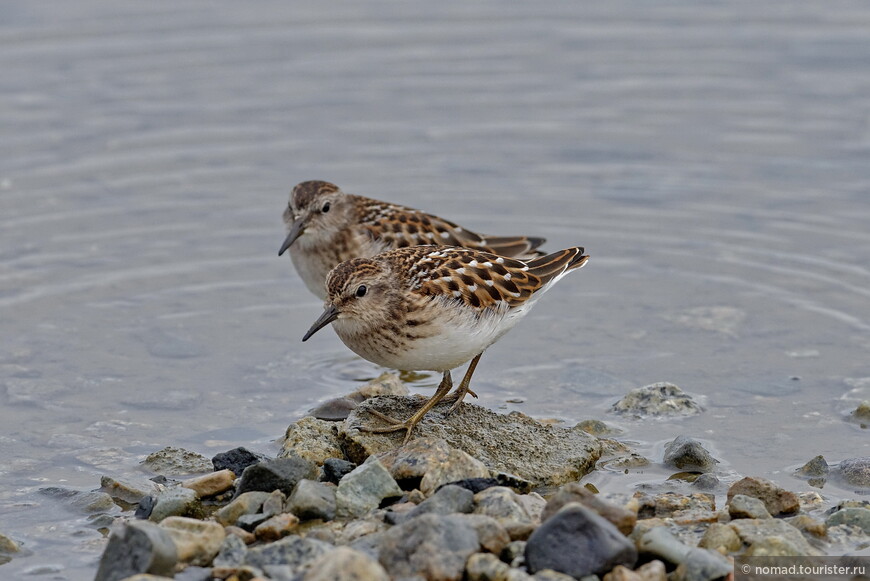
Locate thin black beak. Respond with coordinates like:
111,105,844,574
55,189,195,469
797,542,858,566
302,304,340,342
278,217,306,256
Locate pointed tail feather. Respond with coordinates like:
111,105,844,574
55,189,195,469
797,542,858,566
527,247,588,286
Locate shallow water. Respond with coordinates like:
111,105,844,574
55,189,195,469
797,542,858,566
2,0,870,577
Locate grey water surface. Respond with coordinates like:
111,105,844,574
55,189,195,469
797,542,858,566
2,1,870,578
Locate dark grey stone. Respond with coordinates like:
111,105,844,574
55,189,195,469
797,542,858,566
236,512,272,531
322,458,357,484
213,446,270,476
287,479,336,521
378,513,479,580
213,534,248,568
94,520,177,581
662,435,719,472
391,484,473,523
525,503,637,578
436,477,501,494
310,396,359,421
235,456,318,497
244,535,333,572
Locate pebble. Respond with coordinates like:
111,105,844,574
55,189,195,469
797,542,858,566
474,486,536,539
212,446,269,476
378,513,480,581
638,528,731,581
698,522,742,554
147,487,203,522
302,546,390,581
727,476,799,516
243,534,334,574
466,552,532,581
254,513,300,541
728,494,772,519
322,457,357,484
309,396,360,421
180,469,235,497
662,435,719,472
827,507,870,534
336,458,403,518
213,533,247,568
838,457,870,488
456,514,511,555
262,489,287,517
604,561,667,581
287,479,337,521
392,483,473,523
213,490,272,526
282,416,345,463
95,520,177,581
525,503,637,578
234,455,318,496
851,401,870,423
159,516,226,566
420,448,491,495
142,446,213,476
173,567,212,581
635,491,714,519
728,518,822,556
100,475,162,504
610,382,703,418
541,482,636,535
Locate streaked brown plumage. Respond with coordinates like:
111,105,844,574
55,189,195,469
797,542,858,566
302,244,589,443
279,181,546,299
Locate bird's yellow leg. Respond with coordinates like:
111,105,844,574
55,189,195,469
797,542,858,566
362,371,453,444
446,353,482,414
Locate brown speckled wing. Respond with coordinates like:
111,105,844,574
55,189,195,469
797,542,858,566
391,246,586,310
354,195,545,258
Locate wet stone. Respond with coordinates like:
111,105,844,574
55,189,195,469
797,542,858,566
827,507,870,534
378,513,480,581
691,474,720,491
838,457,870,488
344,402,601,488
353,372,409,399
148,486,203,522
302,546,390,581
322,458,357,484
309,397,359,421
662,435,719,472
526,503,637,578
142,446,213,477
158,516,225,566
541,482,636,536
727,476,799,516
212,446,269,476
851,401,870,424
287,479,336,521
244,535,334,574
214,490,272,527
0,531,20,554
180,469,235,498
336,458,402,518
100,475,162,505
95,520,178,581
728,494,772,519
282,416,345,464
796,455,829,480
610,382,703,418
235,455,318,497
39,487,117,515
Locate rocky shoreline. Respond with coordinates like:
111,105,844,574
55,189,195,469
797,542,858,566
5,378,869,581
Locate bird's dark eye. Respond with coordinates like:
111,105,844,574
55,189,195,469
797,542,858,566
321,202,331,213
355,285,367,298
